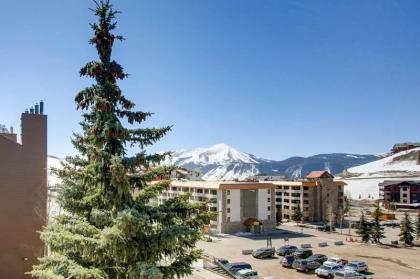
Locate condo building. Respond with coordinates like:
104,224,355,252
156,180,276,234
0,102,47,279
379,180,420,210
272,171,345,223
156,170,345,233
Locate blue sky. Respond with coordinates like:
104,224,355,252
1,0,420,160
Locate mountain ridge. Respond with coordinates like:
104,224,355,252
163,143,379,181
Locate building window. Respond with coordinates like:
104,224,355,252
276,198,282,202
292,186,300,191
227,208,230,213
267,198,271,203
227,217,231,222
284,192,290,196
267,206,271,211
303,186,308,190
304,200,309,204
197,189,203,193
284,186,289,190
284,206,289,210
268,215,271,221
210,190,217,195
227,199,231,204
303,193,308,197
227,190,230,195
267,189,271,194
284,199,290,203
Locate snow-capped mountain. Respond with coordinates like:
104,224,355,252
339,148,420,200
164,144,378,181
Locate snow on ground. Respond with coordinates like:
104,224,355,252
338,177,420,200
166,143,259,166
347,148,420,176
341,148,420,200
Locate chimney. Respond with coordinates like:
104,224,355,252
10,126,13,134
40,100,44,115
35,103,39,114
29,107,34,114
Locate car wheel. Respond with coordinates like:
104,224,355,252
328,274,333,279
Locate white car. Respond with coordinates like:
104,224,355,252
235,269,259,279
345,261,368,273
334,269,367,279
315,262,342,278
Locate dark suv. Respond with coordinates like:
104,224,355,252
293,248,313,259
225,262,252,274
277,245,298,256
292,258,321,272
307,254,328,264
252,247,275,259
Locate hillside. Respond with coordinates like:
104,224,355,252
339,148,420,200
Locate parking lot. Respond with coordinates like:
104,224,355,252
198,223,420,279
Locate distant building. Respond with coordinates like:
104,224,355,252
273,171,345,224
248,174,287,181
0,102,47,279
170,167,202,181
391,142,420,154
379,180,420,210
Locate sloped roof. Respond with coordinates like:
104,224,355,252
306,171,334,179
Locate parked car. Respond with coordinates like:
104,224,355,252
225,262,252,274
292,258,322,272
293,248,313,259
328,256,348,266
307,254,328,264
345,261,368,273
217,258,229,266
252,247,275,259
315,262,343,278
234,269,259,279
334,269,367,279
281,255,296,268
277,245,298,256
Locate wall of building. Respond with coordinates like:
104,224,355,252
0,112,47,279
228,190,240,222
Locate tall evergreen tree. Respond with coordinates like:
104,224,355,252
356,212,371,243
399,212,414,245
292,203,303,224
370,203,385,243
31,1,210,278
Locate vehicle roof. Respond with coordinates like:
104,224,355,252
236,269,255,274
281,245,297,248
230,262,251,266
323,261,341,267
295,248,311,251
312,254,326,257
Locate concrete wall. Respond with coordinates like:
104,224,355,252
257,189,270,221
0,113,47,279
228,190,240,222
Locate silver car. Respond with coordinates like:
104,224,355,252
345,261,368,273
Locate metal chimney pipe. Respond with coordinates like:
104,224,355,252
40,100,44,114
30,107,34,114
35,103,39,114
10,126,13,133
